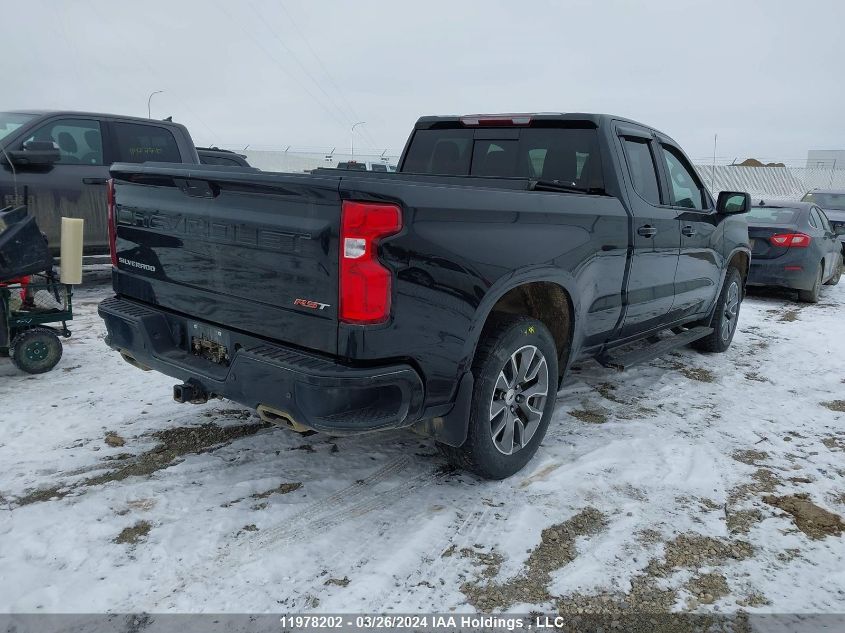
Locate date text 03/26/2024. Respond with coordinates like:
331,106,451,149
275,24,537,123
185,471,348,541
278,614,571,630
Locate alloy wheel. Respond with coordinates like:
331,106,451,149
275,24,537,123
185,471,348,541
489,345,549,455
721,281,740,342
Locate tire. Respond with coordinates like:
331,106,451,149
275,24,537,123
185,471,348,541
690,267,743,353
437,314,559,480
798,264,823,303
824,260,841,286
10,328,63,374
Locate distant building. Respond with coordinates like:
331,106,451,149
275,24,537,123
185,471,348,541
807,150,845,170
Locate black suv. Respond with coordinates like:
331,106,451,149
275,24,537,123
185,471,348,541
0,111,199,254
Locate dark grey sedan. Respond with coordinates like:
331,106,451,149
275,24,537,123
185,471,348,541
747,201,843,302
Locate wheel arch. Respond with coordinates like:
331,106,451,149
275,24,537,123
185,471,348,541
727,248,750,284
463,273,578,380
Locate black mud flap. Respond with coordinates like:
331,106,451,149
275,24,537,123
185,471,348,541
413,371,474,447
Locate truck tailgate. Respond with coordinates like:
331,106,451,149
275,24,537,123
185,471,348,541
110,163,342,355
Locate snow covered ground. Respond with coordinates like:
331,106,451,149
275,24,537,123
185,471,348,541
1,281,844,616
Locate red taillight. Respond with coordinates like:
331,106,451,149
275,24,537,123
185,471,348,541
770,232,811,248
107,178,117,267
459,114,533,127
339,200,402,324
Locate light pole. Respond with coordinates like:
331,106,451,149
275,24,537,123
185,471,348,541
351,121,366,160
147,90,164,119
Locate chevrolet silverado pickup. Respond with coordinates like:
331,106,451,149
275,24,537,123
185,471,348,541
98,113,751,479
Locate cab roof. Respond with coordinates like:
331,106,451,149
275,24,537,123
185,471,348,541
4,110,184,126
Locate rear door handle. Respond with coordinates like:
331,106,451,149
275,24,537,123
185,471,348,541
637,225,657,238
682,225,697,237
83,177,108,185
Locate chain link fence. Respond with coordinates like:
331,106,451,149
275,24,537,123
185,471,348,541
237,149,845,203
694,164,845,201
242,149,399,173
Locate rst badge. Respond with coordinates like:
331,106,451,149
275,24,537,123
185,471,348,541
293,298,330,310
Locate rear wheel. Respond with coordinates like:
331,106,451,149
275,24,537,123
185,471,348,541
437,314,559,480
10,328,63,374
691,266,743,353
798,264,823,303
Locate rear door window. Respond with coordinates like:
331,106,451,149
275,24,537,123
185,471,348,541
811,207,831,232
24,118,103,165
111,122,181,163
621,138,661,205
817,209,833,232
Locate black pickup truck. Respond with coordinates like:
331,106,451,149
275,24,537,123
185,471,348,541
98,113,751,479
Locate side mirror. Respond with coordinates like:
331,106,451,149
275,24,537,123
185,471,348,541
5,140,61,167
717,191,751,214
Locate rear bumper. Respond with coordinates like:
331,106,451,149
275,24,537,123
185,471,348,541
98,297,425,434
747,258,817,291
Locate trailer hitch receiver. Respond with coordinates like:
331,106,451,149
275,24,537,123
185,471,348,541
173,381,208,404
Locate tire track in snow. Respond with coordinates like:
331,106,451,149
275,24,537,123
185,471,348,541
244,455,413,548
143,456,429,609
250,464,442,549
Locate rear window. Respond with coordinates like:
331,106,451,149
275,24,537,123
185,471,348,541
112,122,181,163
746,206,800,224
401,127,603,188
802,192,845,210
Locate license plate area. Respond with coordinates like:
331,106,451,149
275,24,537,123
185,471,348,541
188,321,231,366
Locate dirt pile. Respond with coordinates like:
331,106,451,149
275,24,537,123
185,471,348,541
114,520,151,545
764,494,844,539
15,421,272,506
461,507,607,610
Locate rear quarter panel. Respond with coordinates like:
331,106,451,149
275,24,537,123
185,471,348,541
338,178,629,408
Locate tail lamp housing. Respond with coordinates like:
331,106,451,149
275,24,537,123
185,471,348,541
339,200,402,324
107,178,117,267
770,233,811,248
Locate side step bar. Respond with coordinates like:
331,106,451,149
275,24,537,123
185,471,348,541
597,326,713,371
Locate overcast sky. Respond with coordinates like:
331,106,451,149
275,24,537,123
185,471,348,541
2,0,842,163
